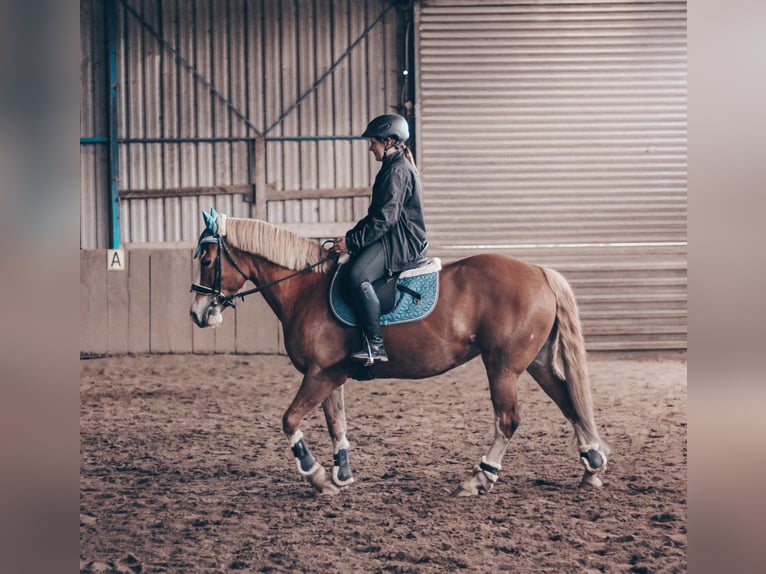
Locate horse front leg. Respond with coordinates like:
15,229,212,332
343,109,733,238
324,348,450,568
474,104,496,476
322,386,354,487
283,369,345,496
452,363,521,497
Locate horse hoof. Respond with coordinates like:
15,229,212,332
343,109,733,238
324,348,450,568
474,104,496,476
320,482,340,496
450,484,477,497
306,464,331,492
580,472,603,488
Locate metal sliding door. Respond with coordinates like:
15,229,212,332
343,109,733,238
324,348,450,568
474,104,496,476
416,0,687,350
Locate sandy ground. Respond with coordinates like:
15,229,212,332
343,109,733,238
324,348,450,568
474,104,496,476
80,352,686,573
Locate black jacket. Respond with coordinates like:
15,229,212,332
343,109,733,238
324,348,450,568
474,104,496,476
345,150,427,274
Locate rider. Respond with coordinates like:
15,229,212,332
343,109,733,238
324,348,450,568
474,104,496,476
333,113,428,363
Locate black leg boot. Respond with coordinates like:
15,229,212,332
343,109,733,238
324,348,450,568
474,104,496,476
349,281,388,365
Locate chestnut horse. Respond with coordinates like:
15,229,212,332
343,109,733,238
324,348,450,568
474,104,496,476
189,211,609,496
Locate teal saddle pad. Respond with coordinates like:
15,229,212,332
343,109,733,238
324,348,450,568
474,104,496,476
329,259,441,327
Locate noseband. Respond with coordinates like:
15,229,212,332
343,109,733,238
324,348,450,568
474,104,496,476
190,233,335,308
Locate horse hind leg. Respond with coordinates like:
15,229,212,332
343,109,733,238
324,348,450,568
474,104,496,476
527,339,608,487
452,360,521,497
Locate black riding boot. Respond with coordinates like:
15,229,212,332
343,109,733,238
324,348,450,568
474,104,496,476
349,281,388,365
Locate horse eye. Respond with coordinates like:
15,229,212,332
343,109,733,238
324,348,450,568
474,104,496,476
201,259,212,268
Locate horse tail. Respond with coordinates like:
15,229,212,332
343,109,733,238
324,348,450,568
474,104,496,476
541,267,607,452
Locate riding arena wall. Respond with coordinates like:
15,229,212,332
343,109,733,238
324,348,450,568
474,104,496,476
80,1,687,355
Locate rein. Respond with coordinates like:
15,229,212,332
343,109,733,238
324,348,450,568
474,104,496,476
190,234,334,308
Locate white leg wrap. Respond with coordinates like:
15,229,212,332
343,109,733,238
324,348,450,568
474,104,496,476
333,436,350,453
289,430,304,447
477,455,501,484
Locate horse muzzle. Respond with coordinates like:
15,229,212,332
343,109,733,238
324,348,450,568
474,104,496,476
190,296,223,328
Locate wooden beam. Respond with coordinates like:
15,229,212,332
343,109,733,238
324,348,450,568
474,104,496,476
264,186,370,201
119,185,253,199
119,184,370,202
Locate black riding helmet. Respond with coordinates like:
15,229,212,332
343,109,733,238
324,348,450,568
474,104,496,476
362,113,410,143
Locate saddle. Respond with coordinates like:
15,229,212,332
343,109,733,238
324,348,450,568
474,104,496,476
329,258,442,327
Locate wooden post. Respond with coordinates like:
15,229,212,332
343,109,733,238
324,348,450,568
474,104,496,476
254,136,267,220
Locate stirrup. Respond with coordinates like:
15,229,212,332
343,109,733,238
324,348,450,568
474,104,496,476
349,339,388,366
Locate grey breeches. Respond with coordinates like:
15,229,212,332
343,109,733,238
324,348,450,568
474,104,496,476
347,240,386,287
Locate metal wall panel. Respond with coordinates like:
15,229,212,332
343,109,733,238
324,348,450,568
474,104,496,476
416,0,687,350
80,0,110,249
80,0,404,249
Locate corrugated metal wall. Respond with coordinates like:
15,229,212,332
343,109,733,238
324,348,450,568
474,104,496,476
416,0,687,350
81,0,687,353
80,0,405,248
80,0,111,249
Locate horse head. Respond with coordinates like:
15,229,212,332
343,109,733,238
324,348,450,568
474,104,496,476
190,211,336,329
190,209,249,328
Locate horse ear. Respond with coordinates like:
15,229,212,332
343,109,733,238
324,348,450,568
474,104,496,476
216,213,227,236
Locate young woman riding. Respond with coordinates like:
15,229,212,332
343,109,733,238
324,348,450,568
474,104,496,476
333,113,428,363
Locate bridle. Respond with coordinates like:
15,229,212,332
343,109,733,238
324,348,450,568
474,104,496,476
190,233,246,308
190,232,335,308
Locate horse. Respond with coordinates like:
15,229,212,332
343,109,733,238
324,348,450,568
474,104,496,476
189,211,609,496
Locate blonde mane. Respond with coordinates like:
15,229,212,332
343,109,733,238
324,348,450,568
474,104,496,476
224,218,332,273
